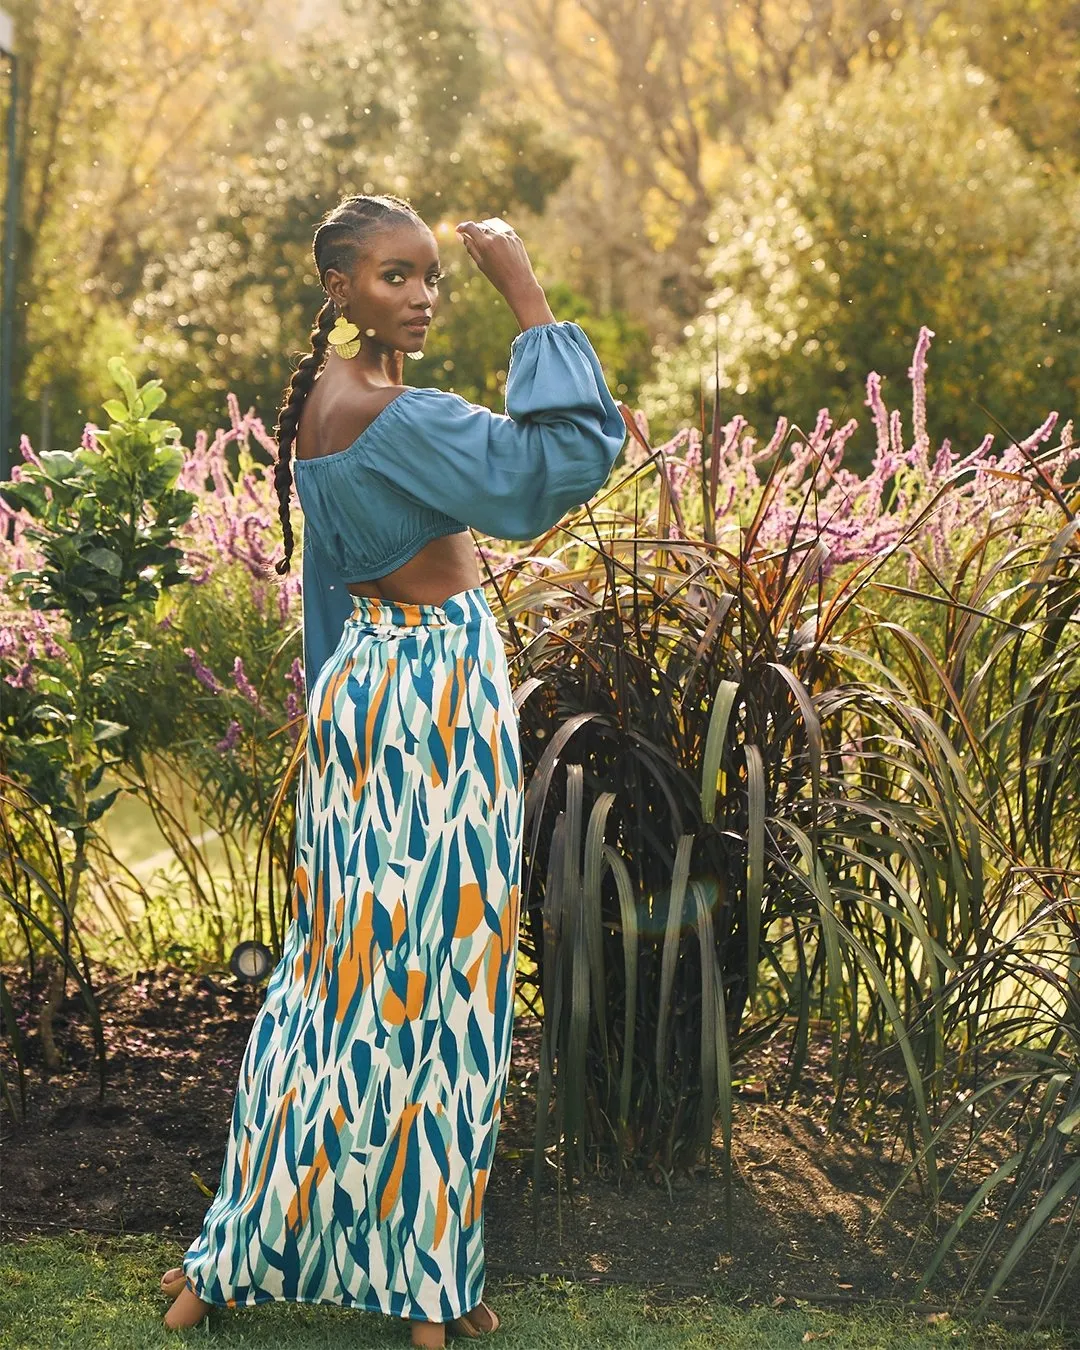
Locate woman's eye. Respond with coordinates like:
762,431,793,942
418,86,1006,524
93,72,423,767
384,271,444,284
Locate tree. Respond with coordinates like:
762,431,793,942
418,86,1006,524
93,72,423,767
472,0,1080,342
133,0,585,434
637,45,1080,465
473,0,952,333
2,0,268,461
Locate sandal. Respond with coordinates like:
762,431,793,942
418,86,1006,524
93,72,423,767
449,1301,501,1337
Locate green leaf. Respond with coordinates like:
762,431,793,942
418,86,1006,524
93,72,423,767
107,356,138,406
26,676,74,701
140,384,167,415
655,834,694,1099
37,450,81,481
154,446,184,485
154,588,176,624
744,743,766,1011
0,482,49,515
700,679,740,824
91,720,129,743
602,845,638,1134
101,399,129,423
86,788,121,823
84,548,123,577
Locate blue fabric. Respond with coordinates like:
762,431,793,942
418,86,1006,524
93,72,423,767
300,531,356,692
293,319,626,690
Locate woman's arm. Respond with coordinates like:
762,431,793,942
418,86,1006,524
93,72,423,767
362,320,626,541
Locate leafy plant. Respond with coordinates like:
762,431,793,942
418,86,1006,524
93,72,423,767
511,466,981,1211
502,335,1080,1321
861,497,1080,1329
641,45,1080,467
0,357,195,1068
0,775,107,1118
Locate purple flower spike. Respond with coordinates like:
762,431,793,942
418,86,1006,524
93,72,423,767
285,657,306,694
285,691,302,742
184,648,224,694
216,719,242,753
233,656,263,710
4,661,34,689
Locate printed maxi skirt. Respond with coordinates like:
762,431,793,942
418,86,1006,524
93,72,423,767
182,585,524,1322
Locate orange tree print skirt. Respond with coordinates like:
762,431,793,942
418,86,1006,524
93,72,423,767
182,585,524,1321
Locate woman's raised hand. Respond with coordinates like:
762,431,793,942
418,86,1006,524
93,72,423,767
455,218,542,302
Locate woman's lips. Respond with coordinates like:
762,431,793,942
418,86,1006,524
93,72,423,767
404,319,430,330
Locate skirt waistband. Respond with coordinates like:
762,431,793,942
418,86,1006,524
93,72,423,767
348,584,493,628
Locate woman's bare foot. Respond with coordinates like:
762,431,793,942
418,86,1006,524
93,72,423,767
160,1266,185,1296
162,1280,211,1331
410,1317,446,1347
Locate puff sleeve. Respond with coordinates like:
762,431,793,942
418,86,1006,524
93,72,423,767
300,526,355,697
363,320,626,539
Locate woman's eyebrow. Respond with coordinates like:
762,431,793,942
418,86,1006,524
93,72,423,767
379,257,441,268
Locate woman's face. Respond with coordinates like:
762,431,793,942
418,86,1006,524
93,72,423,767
330,221,443,355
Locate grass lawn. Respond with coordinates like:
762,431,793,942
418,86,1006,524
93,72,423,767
0,1234,1073,1349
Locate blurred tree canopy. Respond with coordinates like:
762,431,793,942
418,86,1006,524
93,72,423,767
637,45,1080,465
7,0,628,450
135,0,593,434
477,0,1080,336
4,0,265,458
2,0,1078,464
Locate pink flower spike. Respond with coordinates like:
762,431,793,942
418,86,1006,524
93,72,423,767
907,326,935,473
865,372,890,460
19,435,42,467
890,409,905,462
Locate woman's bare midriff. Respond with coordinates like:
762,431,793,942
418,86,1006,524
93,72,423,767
295,368,482,604
343,530,481,603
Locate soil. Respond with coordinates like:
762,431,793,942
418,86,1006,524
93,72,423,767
1,959,1076,1335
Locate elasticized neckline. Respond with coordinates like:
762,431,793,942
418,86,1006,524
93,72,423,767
291,320,582,471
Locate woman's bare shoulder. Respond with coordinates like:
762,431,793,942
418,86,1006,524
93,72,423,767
300,384,416,460
340,384,414,436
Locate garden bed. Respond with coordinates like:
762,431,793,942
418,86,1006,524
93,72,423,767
0,960,1072,1332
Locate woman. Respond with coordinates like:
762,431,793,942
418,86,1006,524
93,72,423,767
159,193,625,1345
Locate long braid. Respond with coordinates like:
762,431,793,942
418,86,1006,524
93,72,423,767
272,298,335,574
272,192,424,575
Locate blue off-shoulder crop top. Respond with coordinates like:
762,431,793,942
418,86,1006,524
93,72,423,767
293,319,627,687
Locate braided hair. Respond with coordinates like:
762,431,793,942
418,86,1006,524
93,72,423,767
272,192,425,575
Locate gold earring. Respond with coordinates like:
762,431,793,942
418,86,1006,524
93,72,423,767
328,313,362,359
